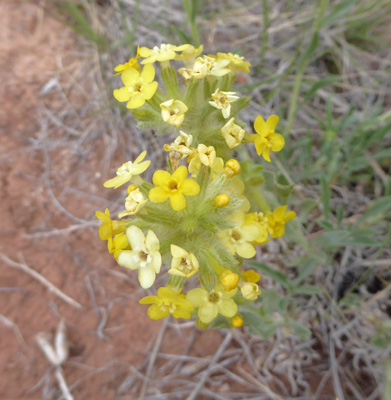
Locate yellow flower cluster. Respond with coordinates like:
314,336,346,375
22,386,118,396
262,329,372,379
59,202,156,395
96,43,296,328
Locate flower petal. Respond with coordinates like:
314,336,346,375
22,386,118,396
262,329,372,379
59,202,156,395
266,114,279,131
271,133,285,152
149,187,170,203
127,93,145,109
218,299,237,318
138,267,156,289
117,250,139,270
146,230,160,252
236,242,256,258
121,68,140,86
148,304,169,320
103,174,131,189
171,244,188,258
150,251,162,273
139,295,158,305
186,288,207,307
157,287,177,301
141,64,155,82
181,179,200,196
113,87,131,102
170,192,186,211
198,304,218,324
153,170,171,186
254,115,267,135
134,150,147,164
143,81,158,100
262,147,271,162
130,160,151,175
126,225,146,250
172,165,188,184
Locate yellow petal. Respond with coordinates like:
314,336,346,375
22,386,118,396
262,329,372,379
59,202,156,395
171,244,188,258
170,192,186,211
149,187,170,203
134,150,147,164
274,205,287,219
157,286,177,301
262,147,271,162
172,165,187,184
103,174,131,189
143,81,158,100
266,115,279,131
138,267,156,289
141,64,155,82
218,299,237,318
113,87,132,102
138,47,153,58
148,304,169,320
198,304,218,323
146,230,160,252
153,170,171,186
127,93,145,109
284,211,297,222
139,295,158,305
117,250,139,270
271,133,285,152
254,115,267,135
236,242,256,258
186,288,207,307
98,224,111,241
126,225,145,250
121,68,140,86
181,179,200,196
131,160,151,174
254,137,264,156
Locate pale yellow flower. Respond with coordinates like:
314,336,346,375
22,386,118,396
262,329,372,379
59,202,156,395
168,244,199,278
103,151,150,189
118,188,147,218
218,211,259,258
221,118,245,148
139,44,189,64
225,177,251,212
197,144,216,167
175,44,204,67
188,155,224,179
163,131,195,159
160,99,188,128
186,284,238,324
245,212,268,244
117,226,161,289
209,89,239,119
240,282,261,300
139,286,194,320
217,52,251,73
178,55,231,80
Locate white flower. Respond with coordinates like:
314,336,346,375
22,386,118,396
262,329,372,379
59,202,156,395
117,226,161,289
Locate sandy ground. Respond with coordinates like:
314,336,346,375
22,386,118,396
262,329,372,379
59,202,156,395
0,1,223,398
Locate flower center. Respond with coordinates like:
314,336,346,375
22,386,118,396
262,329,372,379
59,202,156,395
208,292,220,304
167,179,178,191
231,230,241,242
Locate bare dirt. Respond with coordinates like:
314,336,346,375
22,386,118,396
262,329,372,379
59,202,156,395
0,1,223,398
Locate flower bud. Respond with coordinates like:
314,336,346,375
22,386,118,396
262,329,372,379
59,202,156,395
214,193,230,208
220,270,239,291
240,282,261,300
224,159,241,176
127,184,138,195
231,315,243,328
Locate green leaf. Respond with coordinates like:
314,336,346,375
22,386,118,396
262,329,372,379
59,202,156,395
359,196,391,224
241,309,284,339
294,255,320,285
289,319,312,340
293,285,322,295
312,229,380,249
260,289,281,313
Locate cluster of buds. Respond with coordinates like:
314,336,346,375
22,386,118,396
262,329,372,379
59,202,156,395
96,44,296,328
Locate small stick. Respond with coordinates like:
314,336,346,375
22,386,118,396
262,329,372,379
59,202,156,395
23,221,98,239
0,253,83,309
186,331,232,400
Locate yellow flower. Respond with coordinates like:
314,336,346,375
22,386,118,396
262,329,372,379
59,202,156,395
240,282,261,300
108,232,130,260
175,44,204,66
224,159,241,177
209,89,239,119
217,52,251,73
188,155,224,179
197,144,216,167
168,244,199,278
231,315,244,327
220,270,239,291
221,118,245,148
139,287,194,320
103,151,151,189
117,226,162,289
266,206,296,238
214,193,230,208
178,55,230,80
118,188,147,218
186,284,238,324
242,269,261,284
113,46,141,76
95,208,127,240
139,44,189,64
160,99,188,128
113,64,158,109
245,212,268,244
163,131,195,159
225,177,251,212
218,211,259,258
149,166,200,211
252,115,285,162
